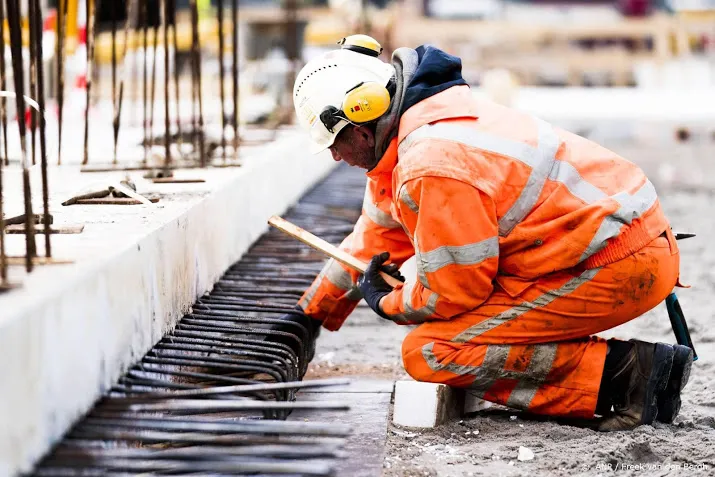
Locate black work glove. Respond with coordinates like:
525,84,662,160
357,252,404,319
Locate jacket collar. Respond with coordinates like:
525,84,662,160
397,85,479,143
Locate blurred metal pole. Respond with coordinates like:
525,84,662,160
0,0,8,167
111,0,118,163
190,0,205,167
170,0,183,155
150,2,160,157
162,0,171,166
5,0,36,271
56,0,68,165
217,0,226,162
231,0,239,157
283,0,298,127
114,0,138,166
142,0,149,165
32,0,52,257
83,0,100,165
29,0,38,167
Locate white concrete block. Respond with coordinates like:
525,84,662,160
393,380,464,428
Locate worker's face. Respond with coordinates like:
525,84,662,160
328,125,377,170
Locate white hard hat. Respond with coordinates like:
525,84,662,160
293,36,395,154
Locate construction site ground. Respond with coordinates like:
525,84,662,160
306,135,715,476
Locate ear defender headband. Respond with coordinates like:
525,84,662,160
319,36,392,134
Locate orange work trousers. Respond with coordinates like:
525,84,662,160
401,232,680,419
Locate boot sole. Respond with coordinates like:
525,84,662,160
642,343,675,425
656,345,693,423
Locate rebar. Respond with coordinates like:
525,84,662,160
142,0,149,164
30,0,51,257
232,0,239,155
82,0,100,165
34,163,368,475
189,0,206,166
113,0,138,165
149,6,160,157
56,0,67,165
111,0,117,163
6,0,36,271
217,0,227,162
162,0,171,166
170,0,183,154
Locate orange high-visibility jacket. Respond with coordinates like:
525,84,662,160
299,85,670,331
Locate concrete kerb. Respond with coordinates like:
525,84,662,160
0,132,337,476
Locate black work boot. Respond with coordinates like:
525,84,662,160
598,340,674,431
656,344,693,423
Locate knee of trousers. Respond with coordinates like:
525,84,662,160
401,327,442,382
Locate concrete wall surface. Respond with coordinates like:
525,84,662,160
0,131,336,476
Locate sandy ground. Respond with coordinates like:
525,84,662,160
307,135,715,477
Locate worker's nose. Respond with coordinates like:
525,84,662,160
329,148,342,163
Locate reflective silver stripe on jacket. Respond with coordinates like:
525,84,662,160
398,119,659,259
399,185,420,214
363,187,401,229
421,342,557,410
580,180,658,262
325,258,355,291
420,237,499,274
451,267,601,343
388,279,438,324
397,119,561,237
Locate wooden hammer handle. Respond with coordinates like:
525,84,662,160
268,215,403,288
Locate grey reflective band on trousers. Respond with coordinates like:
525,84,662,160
421,342,558,410
451,267,601,343
418,267,598,409
397,119,659,263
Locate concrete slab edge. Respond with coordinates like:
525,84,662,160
0,134,336,476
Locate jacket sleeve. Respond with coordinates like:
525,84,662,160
298,178,414,331
380,176,499,323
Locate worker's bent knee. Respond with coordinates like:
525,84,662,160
401,327,446,383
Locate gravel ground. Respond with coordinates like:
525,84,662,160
309,135,715,477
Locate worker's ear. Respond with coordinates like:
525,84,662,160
355,125,375,148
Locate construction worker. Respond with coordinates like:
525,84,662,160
282,35,693,430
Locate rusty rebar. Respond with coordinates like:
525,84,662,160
170,0,182,154
149,7,159,157
113,0,138,166
56,0,67,165
162,0,171,166
6,0,35,271
28,0,38,167
111,0,118,163
190,0,205,166
232,0,239,156
217,0,226,162
0,0,9,168
142,1,149,165
83,0,100,165
31,0,52,257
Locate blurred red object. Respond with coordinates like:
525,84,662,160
617,0,652,16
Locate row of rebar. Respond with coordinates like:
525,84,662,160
78,0,251,168
33,164,367,475
0,0,56,289
0,0,302,290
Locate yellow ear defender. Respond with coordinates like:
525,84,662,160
319,35,391,133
